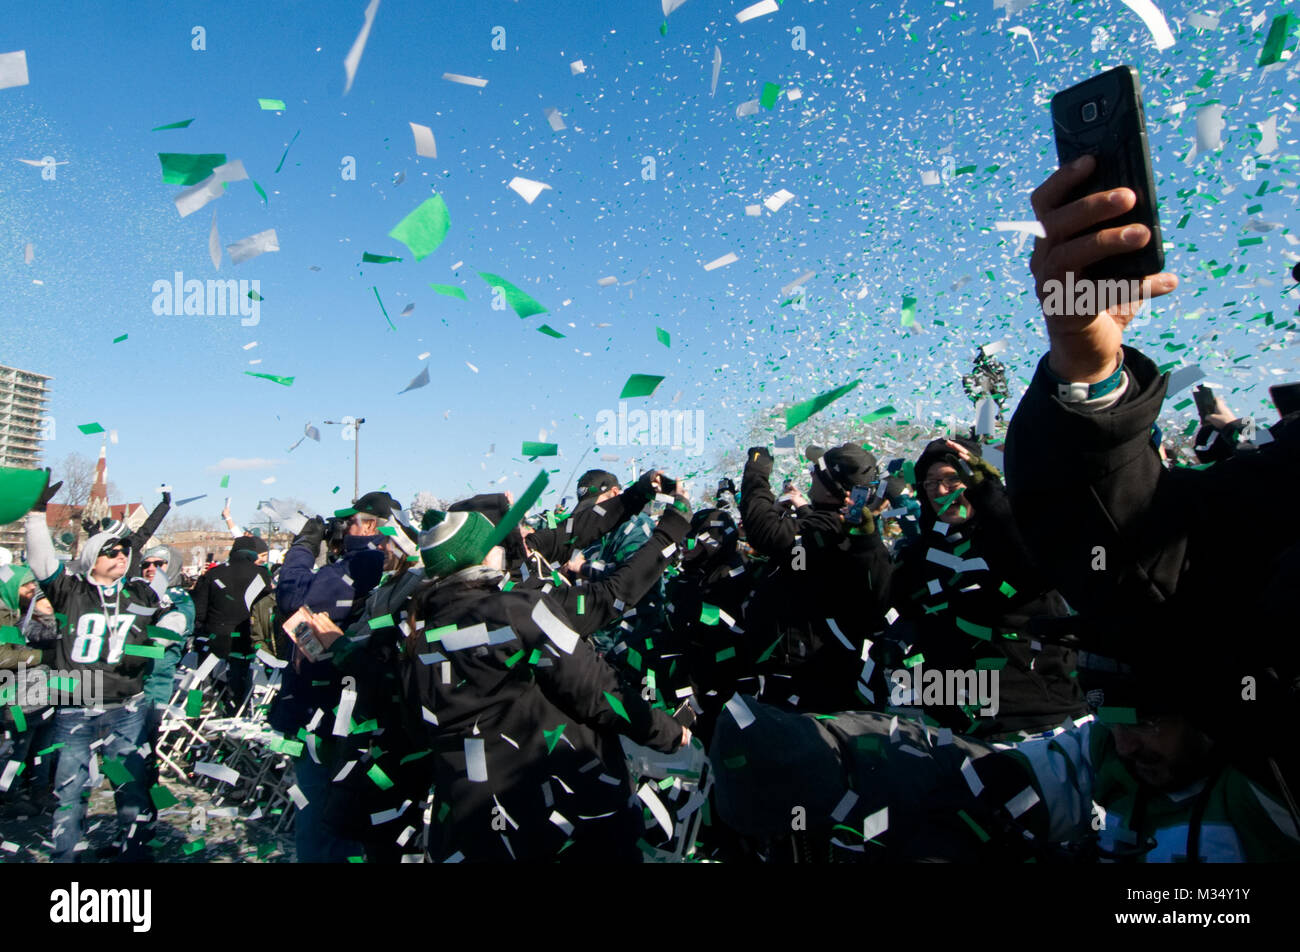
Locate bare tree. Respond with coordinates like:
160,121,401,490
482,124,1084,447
51,452,96,510
161,513,221,535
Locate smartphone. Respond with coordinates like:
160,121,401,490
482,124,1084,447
659,476,677,495
846,485,874,525
1193,385,1217,419
282,606,326,662
1051,65,1163,281
1271,383,1300,418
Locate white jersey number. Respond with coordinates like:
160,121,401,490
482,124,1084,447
69,613,136,664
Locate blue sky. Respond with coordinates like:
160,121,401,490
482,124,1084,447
2,0,1297,524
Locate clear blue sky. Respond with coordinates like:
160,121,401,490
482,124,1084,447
2,0,1297,523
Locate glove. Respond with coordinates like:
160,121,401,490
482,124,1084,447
33,470,62,512
956,455,1002,488
293,515,328,551
717,478,737,497
745,446,774,475
160,490,172,506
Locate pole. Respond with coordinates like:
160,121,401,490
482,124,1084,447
354,420,361,502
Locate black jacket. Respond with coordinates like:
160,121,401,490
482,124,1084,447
525,473,656,566
1005,346,1300,747
400,571,683,862
739,447,893,713
886,468,1086,737
190,556,273,658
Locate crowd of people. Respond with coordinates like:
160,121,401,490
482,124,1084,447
1,160,1298,864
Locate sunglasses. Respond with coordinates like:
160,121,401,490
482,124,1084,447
141,560,167,569
100,546,129,559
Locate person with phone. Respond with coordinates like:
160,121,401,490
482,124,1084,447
879,437,1087,739
1005,69,1300,830
1191,387,1257,464
738,442,893,713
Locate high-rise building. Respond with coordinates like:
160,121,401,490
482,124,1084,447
0,364,52,550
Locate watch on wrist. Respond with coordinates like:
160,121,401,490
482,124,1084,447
1046,354,1125,403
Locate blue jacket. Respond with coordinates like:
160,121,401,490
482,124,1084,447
269,534,385,735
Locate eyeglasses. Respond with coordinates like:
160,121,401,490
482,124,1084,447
922,477,966,494
141,560,166,569
100,546,129,559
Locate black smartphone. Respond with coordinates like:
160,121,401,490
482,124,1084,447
1270,383,1300,417
1051,65,1163,281
658,476,677,495
1193,385,1217,419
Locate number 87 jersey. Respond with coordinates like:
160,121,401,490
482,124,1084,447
39,565,188,707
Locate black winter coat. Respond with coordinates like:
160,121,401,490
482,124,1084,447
400,570,684,862
739,448,893,713
885,471,1086,738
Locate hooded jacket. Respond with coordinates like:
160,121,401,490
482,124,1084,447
22,514,187,705
190,542,273,658
739,447,893,713
399,568,683,862
885,439,1086,738
140,545,195,706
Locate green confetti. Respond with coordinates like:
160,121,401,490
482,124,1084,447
536,324,566,338
220,475,230,488
150,784,179,810
477,271,548,318
362,252,403,263
974,657,1007,671
1259,13,1299,67
366,764,395,790
786,379,860,429
112,333,128,343
956,809,991,842
603,691,631,722
368,613,396,630
544,724,566,754
901,294,918,327
656,327,671,347
522,441,558,458
158,152,227,185
372,286,395,331
715,646,736,662
273,129,301,173
252,180,268,205
859,404,897,424
619,373,665,399
387,195,452,261
244,371,295,386
77,422,105,435
9,705,25,732
699,603,721,626
903,653,925,668
429,282,468,300
954,617,993,641
151,118,195,131
186,689,203,718
998,581,1017,598
122,643,165,659
258,98,286,110
100,757,136,786
0,626,24,645
182,839,206,855
760,81,781,109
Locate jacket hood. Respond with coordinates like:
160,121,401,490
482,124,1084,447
142,544,185,587
0,564,34,613
76,528,131,577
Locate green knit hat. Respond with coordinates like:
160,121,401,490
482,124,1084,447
419,509,495,578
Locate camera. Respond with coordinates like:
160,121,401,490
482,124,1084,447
1081,101,1098,122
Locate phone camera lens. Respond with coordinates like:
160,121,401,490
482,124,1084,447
1081,102,1098,122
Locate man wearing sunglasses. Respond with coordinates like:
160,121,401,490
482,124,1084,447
21,483,188,863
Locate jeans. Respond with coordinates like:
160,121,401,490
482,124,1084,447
50,699,151,863
293,754,362,863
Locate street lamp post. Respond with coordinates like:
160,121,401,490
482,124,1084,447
323,417,366,501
